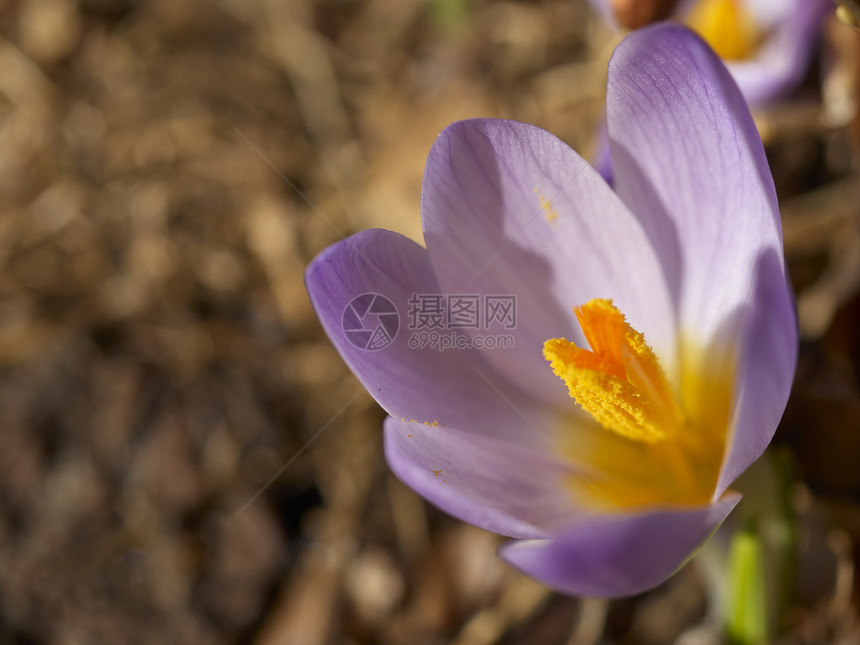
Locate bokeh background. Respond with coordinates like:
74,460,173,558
0,0,858,643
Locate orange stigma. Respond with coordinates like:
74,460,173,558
543,299,684,443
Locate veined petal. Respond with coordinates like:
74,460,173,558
421,119,676,406
607,24,796,495
384,416,580,539
305,229,531,436
608,24,784,346
500,492,741,597
716,250,797,497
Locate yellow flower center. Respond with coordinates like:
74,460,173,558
686,0,760,61
544,299,683,444
544,299,732,509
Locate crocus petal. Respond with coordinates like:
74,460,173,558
608,25,796,496
607,24,783,356
727,0,830,105
589,1,828,106
421,118,677,404
500,492,741,597
743,0,794,26
305,229,532,435
384,416,580,539
716,250,797,497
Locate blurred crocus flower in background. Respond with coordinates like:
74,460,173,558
591,0,832,106
305,24,797,597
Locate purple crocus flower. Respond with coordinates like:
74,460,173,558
305,24,797,597
590,0,832,106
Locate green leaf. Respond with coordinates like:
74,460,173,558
725,523,769,645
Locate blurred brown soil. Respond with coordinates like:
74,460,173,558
0,1,857,644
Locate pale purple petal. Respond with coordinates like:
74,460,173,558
593,0,829,105
743,0,794,25
716,250,798,497
421,119,677,406
675,0,797,29
500,492,741,597
305,229,531,436
384,416,580,539
607,24,784,360
726,0,831,105
592,116,614,185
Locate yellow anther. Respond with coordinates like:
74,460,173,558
686,0,760,61
543,299,683,444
